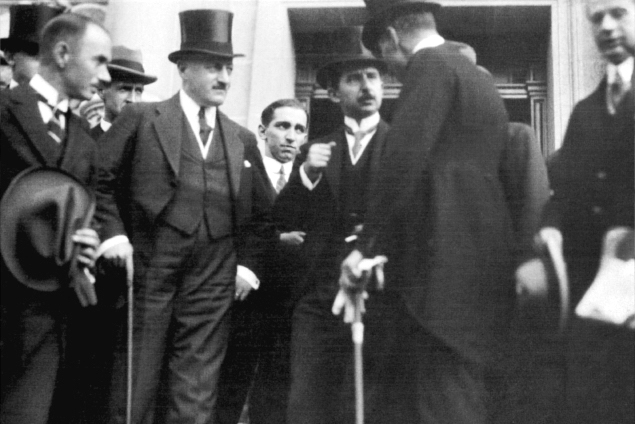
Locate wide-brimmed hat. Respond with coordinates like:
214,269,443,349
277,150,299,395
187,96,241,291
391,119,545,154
0,4,65,55
315,27,387,89
362,0,441,52
108,45,157,85
168,9,244,63
0,167,95,292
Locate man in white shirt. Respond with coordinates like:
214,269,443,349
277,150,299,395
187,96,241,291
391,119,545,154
0,13,111,424
216,98,308,424
273,27,395,424
90,45,157,140
517,1,634,423
95,9,274,423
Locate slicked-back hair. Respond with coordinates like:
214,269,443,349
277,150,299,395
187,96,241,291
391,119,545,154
260,98,308,127
389,9,437,35
39,13,106,65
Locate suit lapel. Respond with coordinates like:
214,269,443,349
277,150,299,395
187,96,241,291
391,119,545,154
324,128,345,201
369,120,389,176
9,86,58,167
58,113,88,170
216,111,243,200
153,94,183,176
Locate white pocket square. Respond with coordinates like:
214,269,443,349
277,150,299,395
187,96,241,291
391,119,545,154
244,160,251,168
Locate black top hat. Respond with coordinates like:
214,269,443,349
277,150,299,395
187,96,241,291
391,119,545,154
0,4,65,55
168,9,244,63
108,46,158,85
315,27,387,89
0,167,95,292
362,0,441,52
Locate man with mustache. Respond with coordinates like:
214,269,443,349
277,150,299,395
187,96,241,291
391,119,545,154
95,9,273,423
0,13,111,424
273,27,395,424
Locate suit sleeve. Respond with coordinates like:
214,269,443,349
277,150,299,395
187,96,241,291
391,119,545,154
500,123,550,263
94,105,141,241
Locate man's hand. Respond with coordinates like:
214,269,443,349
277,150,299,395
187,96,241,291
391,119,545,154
235,274,253,302
280,231,306,246
303,141,336,181
515,258,549,301
339,249,365,292
101,241,134,287
72,228,100,269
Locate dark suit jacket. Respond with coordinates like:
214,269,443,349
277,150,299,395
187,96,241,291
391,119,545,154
89,123,105,141
1,84,97,195
94,93,273,277
358,43,531,364
274,120,390,301
543,78,633,304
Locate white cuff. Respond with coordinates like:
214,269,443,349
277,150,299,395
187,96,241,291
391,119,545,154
299,164,322,190
96,235,130,258
237,265,260,290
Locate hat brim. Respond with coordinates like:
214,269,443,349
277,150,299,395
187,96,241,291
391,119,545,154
316,57,388,89
107,64,158,85
362,2,442,51
167,49,245,64
0,167,95,292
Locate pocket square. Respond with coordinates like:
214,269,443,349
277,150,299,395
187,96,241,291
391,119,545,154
244,160,251,168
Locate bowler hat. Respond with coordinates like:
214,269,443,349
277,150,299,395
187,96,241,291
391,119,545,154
108,45,158,85
0,4,65,55
316,27,387,89
362,0,441,52
168,9,244,63
0,167,95,292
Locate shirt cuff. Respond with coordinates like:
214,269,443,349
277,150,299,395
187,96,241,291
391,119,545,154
299,164,322,190
96,235,130,258
237,265,260,290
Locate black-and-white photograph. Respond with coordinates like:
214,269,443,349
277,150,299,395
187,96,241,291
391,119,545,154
1,1,633,423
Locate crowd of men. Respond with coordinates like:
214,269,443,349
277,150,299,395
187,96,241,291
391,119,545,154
0,0,633,424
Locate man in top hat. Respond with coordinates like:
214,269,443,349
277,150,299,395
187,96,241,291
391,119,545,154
269,26,398,424
216,98,308,424
0,3,65,88
0,12,111,424
338,1,548,423
91,45,157,140
517,1,634,423
95,9,274,424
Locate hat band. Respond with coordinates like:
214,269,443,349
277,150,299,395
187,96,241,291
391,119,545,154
179,40,234,57
109,58,145,74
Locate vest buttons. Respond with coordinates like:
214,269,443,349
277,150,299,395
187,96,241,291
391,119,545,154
592,206,603,215
596,171,607,180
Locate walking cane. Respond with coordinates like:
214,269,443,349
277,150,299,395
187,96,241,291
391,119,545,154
351,256,388,424
125,256,134,424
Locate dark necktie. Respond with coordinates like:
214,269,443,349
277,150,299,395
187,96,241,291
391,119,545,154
38,94,66,144
607,72,628,115
198,107,213,146
275,165,286,193
345,125,377,157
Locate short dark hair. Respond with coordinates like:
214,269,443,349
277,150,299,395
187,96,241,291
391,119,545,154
260,98,308,127
39,13,106,65
389,9,437,34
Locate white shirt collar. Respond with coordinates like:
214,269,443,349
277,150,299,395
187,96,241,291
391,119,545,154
100,119,112,132
412,33,445,54
30,73,69,113
9,79,19,89
263,155,293,189
344,112,380,133
607,56,634,86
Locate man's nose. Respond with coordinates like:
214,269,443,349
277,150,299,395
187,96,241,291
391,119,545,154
218,66,231,83
127,91,139,103
98,65,111,85
600,13,618,32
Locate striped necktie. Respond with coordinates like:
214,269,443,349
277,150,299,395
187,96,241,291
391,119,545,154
345,125,377,158
607,71,630,115
38,94,66,144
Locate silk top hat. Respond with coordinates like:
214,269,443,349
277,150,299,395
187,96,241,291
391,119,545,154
168,9,244,63
316,27,387,89
0,167,96,292
108,45,158,85
362,0,441,52
0,4,65,55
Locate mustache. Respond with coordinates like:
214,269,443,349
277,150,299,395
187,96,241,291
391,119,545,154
212,82,228,90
